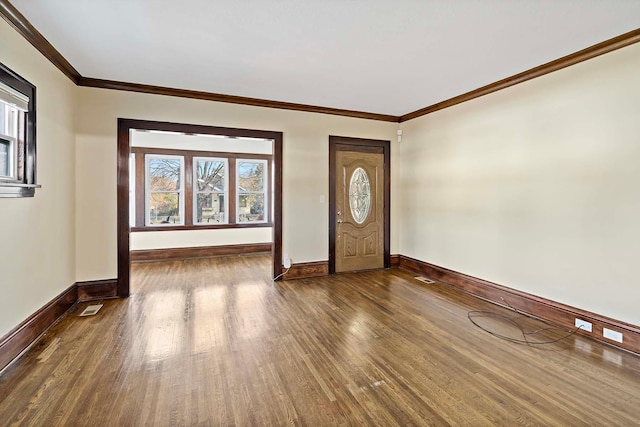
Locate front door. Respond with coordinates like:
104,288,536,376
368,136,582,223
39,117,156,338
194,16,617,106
330,137,390,273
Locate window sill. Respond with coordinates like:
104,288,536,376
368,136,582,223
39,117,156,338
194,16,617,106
0,183,41,198
131,222,273,232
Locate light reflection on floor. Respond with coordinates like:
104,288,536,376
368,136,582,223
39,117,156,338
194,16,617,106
192,286,228,354
131,275,269,362
138,289,186,362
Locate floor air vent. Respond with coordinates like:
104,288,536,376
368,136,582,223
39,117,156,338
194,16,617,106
414,276,435,284
79,304,103,316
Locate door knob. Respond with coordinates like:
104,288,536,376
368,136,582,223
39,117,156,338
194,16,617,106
337,219,343,223
337,210,342,216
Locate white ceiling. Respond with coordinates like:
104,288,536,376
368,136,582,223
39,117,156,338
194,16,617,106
10,0,640,116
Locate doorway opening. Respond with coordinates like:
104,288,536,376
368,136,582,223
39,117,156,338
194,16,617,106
117,119,283,297
329,136,390,274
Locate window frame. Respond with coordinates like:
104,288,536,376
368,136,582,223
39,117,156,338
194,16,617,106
0,103,19,180
0,62,37,198
144,153,185,226
236,158,268,224
130,146,272,231
0,134,16,180
193,156,229,225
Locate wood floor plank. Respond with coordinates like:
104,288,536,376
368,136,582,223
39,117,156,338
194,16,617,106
1,253,639,425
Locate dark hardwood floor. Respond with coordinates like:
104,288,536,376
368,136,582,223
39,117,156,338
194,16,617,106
1,254,639,425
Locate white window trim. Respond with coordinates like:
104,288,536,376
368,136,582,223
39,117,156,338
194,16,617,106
193,156,229,225
0,136,16,180
0,101,18,180
0,81,29,111
236,158,268,224
145,154,185,226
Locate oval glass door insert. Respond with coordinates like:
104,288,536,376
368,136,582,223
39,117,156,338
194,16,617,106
349,167,371,224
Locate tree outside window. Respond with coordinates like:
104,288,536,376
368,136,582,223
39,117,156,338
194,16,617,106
237,160,267,223
146,155,184,225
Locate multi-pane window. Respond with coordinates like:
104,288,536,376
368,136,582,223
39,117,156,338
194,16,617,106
145,154,184,225
0,138,9,177
0,101,18,178
130,147,271,229
0,62,36,198
194,157,228,224
0,80,25,183
237,159,267,223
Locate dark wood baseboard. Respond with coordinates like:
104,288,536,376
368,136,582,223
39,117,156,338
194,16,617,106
283,261,329,280
77,279,118,302
0,284,77,372
398,255,640,355
1,278,120,371
390,254,400,268
131,243,272,262
284,255,400,280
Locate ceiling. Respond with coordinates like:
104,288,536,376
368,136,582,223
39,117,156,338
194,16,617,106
9,0,640,117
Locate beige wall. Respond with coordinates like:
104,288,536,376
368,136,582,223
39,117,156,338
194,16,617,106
131,131,273,154
75,88,399,281
131,228,272,251
399,43,640,326
0,19,76,337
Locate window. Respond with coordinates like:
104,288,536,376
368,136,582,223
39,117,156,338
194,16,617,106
130,147,271,230
237,159,267,223
0,102,18,178
194,157,228,224
0,62,37,197
145,154,184,225
129,153,136,227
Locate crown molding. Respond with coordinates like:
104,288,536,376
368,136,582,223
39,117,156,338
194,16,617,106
77,77,400,122
2,1,639,123
0,0,398,122
399,28,640,122
0,0,81,84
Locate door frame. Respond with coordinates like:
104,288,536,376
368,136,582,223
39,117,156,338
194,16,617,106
329,135,390,274
117,118,283,297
